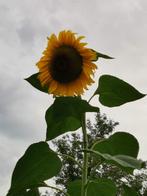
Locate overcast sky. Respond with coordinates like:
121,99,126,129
0,0,147,195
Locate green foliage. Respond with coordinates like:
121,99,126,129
46,97,99,140
67,178,117,196
91,132,142,173
25,73,48,93
7,142,62,196
92,132,139,157
52,113,119,195
51,114,146,196
94,75,145,107
122,185,139,196
67,180,82,196
87,178,117,196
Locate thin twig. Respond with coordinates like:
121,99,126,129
44,184,70,196
57,153,82,169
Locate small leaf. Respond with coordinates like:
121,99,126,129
25,73,48,93
67,180,82,196
94,75,145,107
87,178,117,196
92,132,139,158
91,49,114,61
7,142,62,195
122,185,139,196
92,50,114,61
46,97,99,140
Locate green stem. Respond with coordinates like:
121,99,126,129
81,113,88,196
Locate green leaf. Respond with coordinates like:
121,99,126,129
92,132,139,157
8,189,27,196
89,150,142,173
87,178,117,196
46,97,99,140
7,142,62,196
25,188,40,196
25,73,48,93
91,49,114,61
122,185,139,196
91,132,142,172
67,180,82,196
11,188,40,196
94,75,145,107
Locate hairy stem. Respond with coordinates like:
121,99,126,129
81,113,88,196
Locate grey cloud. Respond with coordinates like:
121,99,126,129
17,19,36,46
0,68,49,140
0,0,147,195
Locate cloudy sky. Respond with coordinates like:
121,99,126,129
0,0,147,195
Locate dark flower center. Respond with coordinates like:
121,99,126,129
50,45,83,83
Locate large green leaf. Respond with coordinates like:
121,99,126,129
92,132,139,157
91,49,114,61
122,185,139,196
94,75,145,107
46,97,99,140
67,180,82,196
91,132,142,172
67,179,117,196
7,142,62,196
25,73,48,93
87,178,117,196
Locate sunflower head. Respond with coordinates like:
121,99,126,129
36,30,97,96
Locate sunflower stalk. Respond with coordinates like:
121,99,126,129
81,113,88,196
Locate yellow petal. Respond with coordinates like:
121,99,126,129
49,80,58,93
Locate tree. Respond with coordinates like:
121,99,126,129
45,112,146,196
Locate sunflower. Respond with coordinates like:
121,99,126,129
36,30,97,96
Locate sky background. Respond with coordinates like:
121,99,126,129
0,0,147,195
